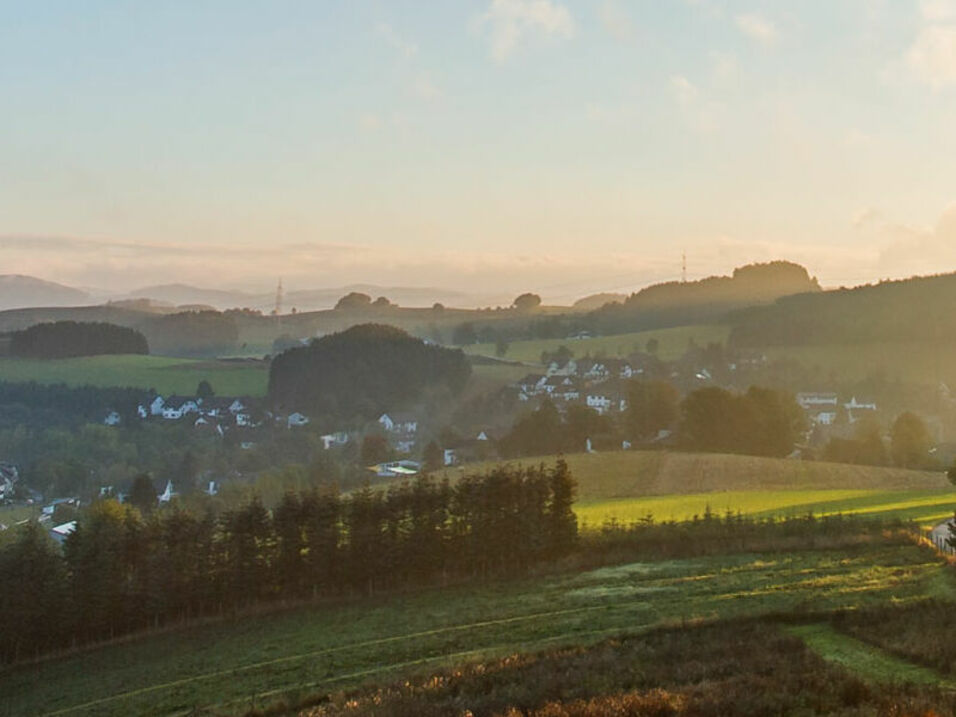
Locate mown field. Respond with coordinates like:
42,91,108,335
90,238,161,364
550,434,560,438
455,450,956,530
464,324,731,364
0,356,270,397
0,541,947,716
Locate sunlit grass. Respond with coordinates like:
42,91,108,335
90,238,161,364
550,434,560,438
577,488,956,529
0,542,942,715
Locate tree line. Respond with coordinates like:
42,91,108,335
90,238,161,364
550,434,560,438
499,383,805,459
0,462,576,664
8,321,149,358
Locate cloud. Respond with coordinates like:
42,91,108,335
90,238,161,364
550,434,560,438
871,203,956,273
478,0,575,63
669,74,722,132
598,0,635,42
735,13,777,45
670,75,699,105
412,73,441,101
358,113,383,131
710,52,738,84
921,0,956,21
907,25,956,87
375,22,418,58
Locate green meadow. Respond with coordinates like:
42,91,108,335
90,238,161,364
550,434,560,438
577,488,956,530
0,355,270,396
0,542,944,716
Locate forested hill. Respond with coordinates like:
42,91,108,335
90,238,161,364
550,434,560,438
268,323,471,420
9,321,149,358
590,261,820,334
729,272,956,346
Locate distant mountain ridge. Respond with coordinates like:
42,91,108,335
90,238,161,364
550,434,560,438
0,275,91,311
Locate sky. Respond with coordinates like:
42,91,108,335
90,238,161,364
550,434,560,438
3,0,956,299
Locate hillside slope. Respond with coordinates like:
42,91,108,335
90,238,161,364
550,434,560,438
730,271,956,347
461,450,948,502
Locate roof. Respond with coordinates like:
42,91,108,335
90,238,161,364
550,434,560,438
51,521,77,537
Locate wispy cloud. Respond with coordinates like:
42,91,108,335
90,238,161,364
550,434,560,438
735,13,777,46
908,26,956,87
598,0,635,42
478,0,575,63
375,22,418,58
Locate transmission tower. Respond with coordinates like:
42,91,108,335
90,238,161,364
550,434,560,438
274,278,284,329
681,252,687,283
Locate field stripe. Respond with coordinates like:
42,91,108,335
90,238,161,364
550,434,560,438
41,601,650,716
786,624,956,688
213,623,652,714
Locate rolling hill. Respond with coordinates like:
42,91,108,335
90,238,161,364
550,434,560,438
0,275,91,311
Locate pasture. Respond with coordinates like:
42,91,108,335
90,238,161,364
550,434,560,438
464,324,731,364
577,488,956,530
0,541,945,716
457,450,956,529
0,356,269,397
459,450,950,502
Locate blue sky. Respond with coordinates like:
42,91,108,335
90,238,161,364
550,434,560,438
3,1,956,297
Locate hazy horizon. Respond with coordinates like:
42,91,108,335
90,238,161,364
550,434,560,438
5,1,956,295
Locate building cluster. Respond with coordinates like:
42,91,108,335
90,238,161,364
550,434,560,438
514,357,638,415
103,395,311,436
796,392,879,428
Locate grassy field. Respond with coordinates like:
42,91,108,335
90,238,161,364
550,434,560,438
459,450,950,502
453,450,956,529
785,623,956,688
464,324,731,364
0,356,519,400
764,340,956,387
0,356,270,396
577,488,956,529
0,541,945,716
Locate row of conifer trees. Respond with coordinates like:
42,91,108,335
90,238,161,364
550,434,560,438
0,462,577,664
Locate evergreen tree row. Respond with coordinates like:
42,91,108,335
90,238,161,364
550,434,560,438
0,462,576,664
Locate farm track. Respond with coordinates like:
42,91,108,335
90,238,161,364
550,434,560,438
42,602,653,716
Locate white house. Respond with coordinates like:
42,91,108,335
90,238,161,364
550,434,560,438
148,396,166,416
287,412,310,428
158,480,177,503
378,413,418,435
373,460,421,477
162,397,200,420
586,391,629,415
797,392,838,410
320,432,350,450
844,397,877,423
49,520,77,545
103,410,121,426
546,359,577,377
813,412,837,426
